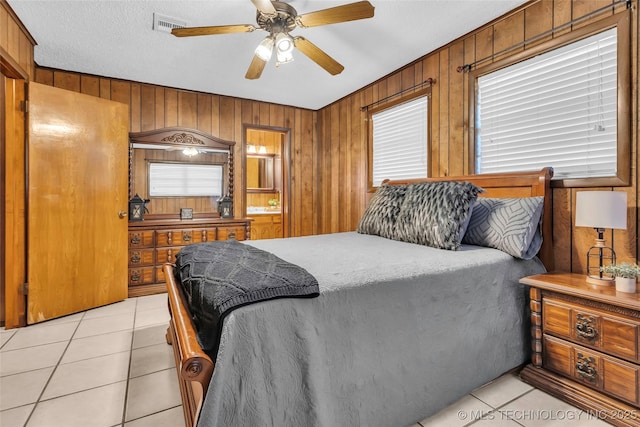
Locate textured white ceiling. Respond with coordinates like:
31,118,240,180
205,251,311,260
8,0,527,110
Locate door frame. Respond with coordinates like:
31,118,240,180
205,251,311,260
242,124,291,238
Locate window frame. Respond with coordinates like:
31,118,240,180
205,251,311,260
367,87,432,192
468,11,630,188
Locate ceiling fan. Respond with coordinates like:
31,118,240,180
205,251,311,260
171,0,375,79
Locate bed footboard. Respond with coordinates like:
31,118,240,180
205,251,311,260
163,263,214,427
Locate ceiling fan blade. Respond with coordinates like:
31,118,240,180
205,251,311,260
297,1,374,28
294,37,344,76
171,24,255,37
251,0,277,15
245,54,267,79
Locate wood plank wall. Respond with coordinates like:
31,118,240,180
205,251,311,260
33,68,319,239
316,0,639,274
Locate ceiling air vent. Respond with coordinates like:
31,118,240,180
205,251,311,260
153,13,186,34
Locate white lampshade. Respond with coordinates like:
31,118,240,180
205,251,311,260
575,191,627,229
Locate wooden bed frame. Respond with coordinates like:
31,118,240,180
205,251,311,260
163,167,554,427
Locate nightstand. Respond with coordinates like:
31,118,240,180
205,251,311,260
520,272,640,427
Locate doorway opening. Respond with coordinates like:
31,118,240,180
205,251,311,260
243,125,290,240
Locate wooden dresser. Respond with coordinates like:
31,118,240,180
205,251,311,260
127,217,251,297
520,272,640,427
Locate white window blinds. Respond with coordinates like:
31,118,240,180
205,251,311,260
476,27,617,180
372,95,428,186
149,163,223,197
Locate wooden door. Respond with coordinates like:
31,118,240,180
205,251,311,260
27,82,129,324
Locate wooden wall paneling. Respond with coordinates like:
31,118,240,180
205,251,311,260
448,41,465,177
210,94,220,137
474,26,494,69
54,70,81,92
178,90,197,129
329,103,340,233
337,99,348,231
0,5,8,51
422,55,439,178
130,83,141,133
525,0,554,48
553,0,573,38
302,109,316,236
552,188,573,272
197,93,212,135
110,79,131,106
493,9,525,62
34,68,53,86
154,86,164,128
572,0,614,29
437,49,449,177
99,78,110,100
140,84,156,131
164,88,178,128
349,94,364,230
80,75,100,97
462,37,475,175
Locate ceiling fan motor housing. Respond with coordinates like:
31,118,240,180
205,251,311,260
256,1,298,34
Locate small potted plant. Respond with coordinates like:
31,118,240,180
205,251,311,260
268,198,279,209
601,262,640,293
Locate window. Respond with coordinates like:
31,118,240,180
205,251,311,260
368,91,430,188
149,163,223,197
472,12,630,187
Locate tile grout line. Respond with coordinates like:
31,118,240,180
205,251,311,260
120,296,139,427
22,311,87,427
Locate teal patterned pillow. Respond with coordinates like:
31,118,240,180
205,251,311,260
394,181,483,250
357,183,407,239
462,197,544,259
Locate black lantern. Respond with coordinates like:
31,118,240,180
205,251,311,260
218,195,233,218
129,194,146,221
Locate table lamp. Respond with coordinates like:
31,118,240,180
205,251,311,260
575,191,627,285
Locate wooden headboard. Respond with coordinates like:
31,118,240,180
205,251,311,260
384,168,554,270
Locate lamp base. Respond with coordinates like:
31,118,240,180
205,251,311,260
586,275,615,286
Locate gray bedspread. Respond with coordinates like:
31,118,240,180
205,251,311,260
197,232,545,427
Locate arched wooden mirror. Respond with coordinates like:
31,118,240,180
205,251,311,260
128,127,235,218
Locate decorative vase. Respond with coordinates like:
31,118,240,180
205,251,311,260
615,277,637,293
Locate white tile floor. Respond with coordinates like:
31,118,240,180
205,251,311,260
0,294,613,427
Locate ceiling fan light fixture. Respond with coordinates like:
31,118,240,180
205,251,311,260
275,33,295,65
255,37,274,61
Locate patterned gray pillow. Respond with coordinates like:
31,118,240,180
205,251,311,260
357,183,407,239
394,181,483,250
462,197,544,259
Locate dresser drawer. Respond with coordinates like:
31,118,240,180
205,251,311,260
218,226,246,241
156,230,197,246
189,228,217,244
543,297,640,363
128,267,155,286
155,247,184,264
128,231,155,248
128,249,155,267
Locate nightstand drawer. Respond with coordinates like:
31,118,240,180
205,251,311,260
543,335,639,405
543,296,640,363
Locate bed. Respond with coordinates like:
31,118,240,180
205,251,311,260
164,167,554,427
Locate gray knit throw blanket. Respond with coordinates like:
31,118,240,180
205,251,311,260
175,240,319,358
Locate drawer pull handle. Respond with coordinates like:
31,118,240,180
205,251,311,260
183,232,191,242
130,253,141,264
130,234,141,245
575,353,597,382
130,271,141,283
575,314,597,340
